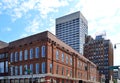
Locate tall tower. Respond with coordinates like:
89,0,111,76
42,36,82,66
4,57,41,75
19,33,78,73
84,34,113,83
56,11,88,54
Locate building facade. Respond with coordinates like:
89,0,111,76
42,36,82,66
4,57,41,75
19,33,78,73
56,11,88,55
0,31,100,83
0,41,9,83
84,35,113,83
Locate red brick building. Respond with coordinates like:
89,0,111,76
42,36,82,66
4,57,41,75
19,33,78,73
0,41,9,82
0,31,100,83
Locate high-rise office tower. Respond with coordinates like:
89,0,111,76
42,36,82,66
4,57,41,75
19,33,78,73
84,34,113,83
56,11,88,54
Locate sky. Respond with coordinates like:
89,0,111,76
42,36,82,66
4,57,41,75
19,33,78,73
0,0,120,66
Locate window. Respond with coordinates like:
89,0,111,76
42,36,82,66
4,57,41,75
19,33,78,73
62,80,64,83
42,62,45,73
19,51,22,61
15,66,18,75
10,53,14,62
70,70,72,77
62,53,64,62
36,63,39,74
78,61,81,68
5,61,8,72
41,45,45,57
66,68,68,76
78,72,80,78
0,62,4,73
35,47,39,58
62,67,64,75
10,66,13,75
15,52,18,62
19,65,22,75
56,50,59,60
66,56,68,64
30,64,33,73
24,65,28,75
56,65,59,74
24,50,28,60
70,57,72,65
0,53,5,59
50,63,52,73
30,48,33,59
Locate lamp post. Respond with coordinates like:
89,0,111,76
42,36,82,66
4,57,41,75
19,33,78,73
114,43,120,49
25,69,33,83
114,43,120,81
9,62,33,83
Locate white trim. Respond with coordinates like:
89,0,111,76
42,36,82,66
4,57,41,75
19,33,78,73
0,74,47,79
0,73,99,83
0,77,4,79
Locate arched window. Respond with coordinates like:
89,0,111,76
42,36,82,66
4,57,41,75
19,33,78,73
41,45,45,57
24,50,28,60
36,63,39,74
42,62,45,73
19,51,22,61
15,52,18,62
62,53,64,62
35,47,39,58
66,55,68,64
30,48,33,59
56,50,59,60
10,53,14,62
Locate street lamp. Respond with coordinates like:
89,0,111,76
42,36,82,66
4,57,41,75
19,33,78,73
114,43,120,81
8,62,33,83
114,43,120,49
24,69,33,83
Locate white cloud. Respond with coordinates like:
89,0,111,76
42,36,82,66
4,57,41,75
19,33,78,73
0,2,2,14
2,0,19,9
46,17,55,34
71,0,120,37
20,33,28,38
6,27,12,31
0,27,12,32
1,0,69,21
25,16,41,33
0,2,1,5
68,0,120,65
35,0,69,18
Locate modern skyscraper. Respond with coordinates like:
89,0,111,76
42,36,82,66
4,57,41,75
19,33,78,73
84,34,113,83
56,11,88,55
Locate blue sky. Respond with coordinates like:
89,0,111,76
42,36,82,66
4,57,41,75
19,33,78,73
0,0,120,65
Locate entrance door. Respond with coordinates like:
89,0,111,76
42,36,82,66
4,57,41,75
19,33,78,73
79,80,82,83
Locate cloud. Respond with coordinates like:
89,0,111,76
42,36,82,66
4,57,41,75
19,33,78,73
46,17,55,34
35,0,69,18
69,0,120,39
25,16,42,33
0,2,2,14
0,0,70,21
6,27,12,31
71,0,120,65
20,33,28,38
0,27,12,32
0,2,1,5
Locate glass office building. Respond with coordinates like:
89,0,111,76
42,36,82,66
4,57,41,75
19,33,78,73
56,11,88,55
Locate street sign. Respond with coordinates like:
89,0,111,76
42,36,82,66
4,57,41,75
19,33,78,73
25,69,32,74
109,66,119,70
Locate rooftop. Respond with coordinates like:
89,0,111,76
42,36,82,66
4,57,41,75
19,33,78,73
0,40,9,49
